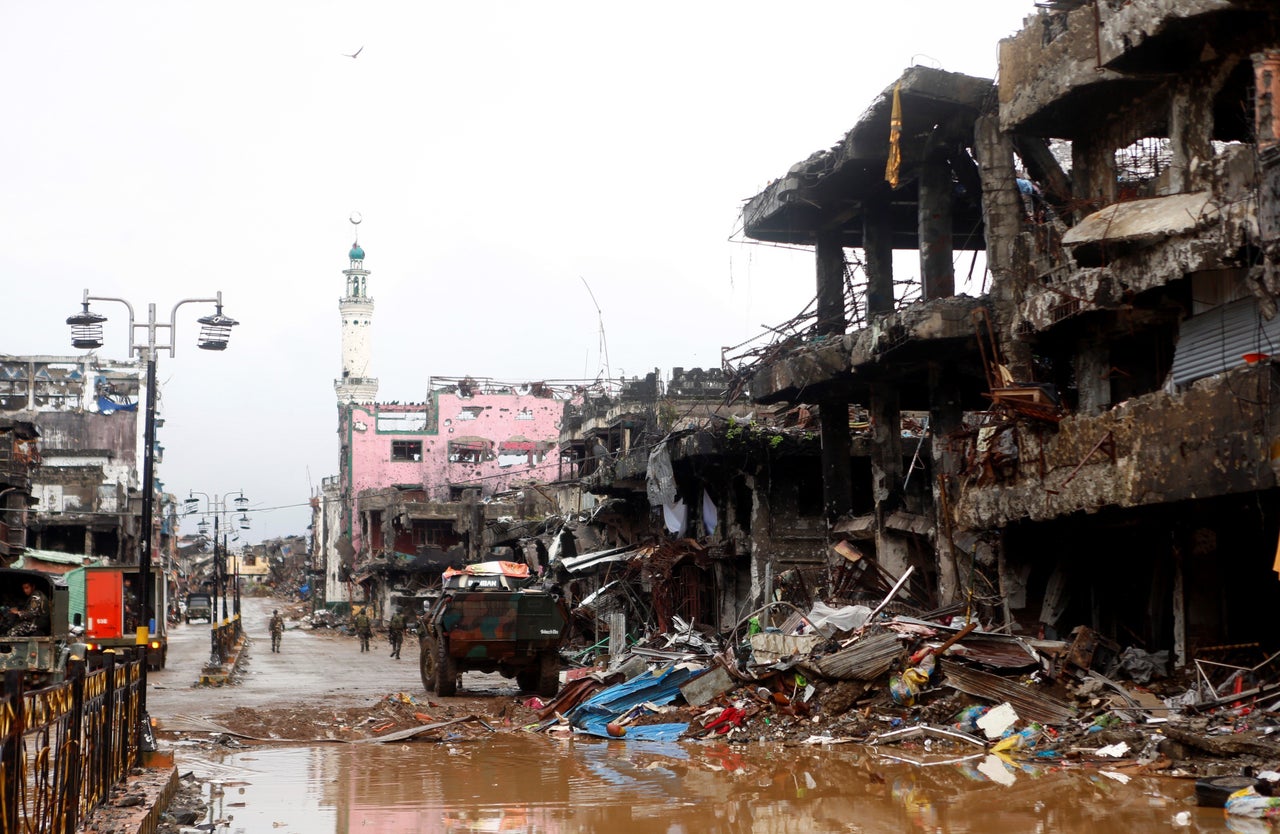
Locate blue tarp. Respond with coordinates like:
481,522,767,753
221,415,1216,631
97,396,138,414
564,663,698,741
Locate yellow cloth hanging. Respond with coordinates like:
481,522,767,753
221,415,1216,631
885,82,903,188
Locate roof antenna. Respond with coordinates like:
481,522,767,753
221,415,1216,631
580,276,612,387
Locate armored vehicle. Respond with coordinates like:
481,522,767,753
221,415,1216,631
419,561,567,697
0,568,70,685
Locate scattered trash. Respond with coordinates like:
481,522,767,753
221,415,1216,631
976,703,1019,740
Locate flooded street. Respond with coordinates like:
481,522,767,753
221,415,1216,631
149,599,1243,834
173,733,1220,834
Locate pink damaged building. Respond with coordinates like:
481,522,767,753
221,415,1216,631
317,225,568,612
341,381,563,503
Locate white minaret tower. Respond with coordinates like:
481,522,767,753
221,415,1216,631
335,212,379,403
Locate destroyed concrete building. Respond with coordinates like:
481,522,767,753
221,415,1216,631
732,1,1280,667
543,367,892,642
317,377,568,618
0,419,40,565
0,355,154,564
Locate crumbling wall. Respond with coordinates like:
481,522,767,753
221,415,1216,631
952,365,1277,529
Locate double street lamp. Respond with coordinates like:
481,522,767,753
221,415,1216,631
183,491,249,642
66,290,238,651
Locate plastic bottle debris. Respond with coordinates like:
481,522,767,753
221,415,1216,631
991,723,1042,754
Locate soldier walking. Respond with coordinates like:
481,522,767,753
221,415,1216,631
387,610,405,659
354,608,372,652
269,609,284,653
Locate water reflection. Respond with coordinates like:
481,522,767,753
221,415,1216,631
186,735,1210,834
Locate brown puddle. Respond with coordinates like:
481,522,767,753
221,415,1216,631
184,734,1216,833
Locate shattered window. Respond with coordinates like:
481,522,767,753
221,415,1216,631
377,411,429,431
515,408,534,421
1115,138,1171,198
391,440,422,462
447,440,489,463
0,379,28,412
456,407,482,421
0,362,29,412
413,521,450,547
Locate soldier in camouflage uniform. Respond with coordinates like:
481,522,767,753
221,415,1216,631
387,610,405,659
5,581,49,637
353,609,372,652
269,609,284,653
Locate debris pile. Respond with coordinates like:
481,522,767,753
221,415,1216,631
535,587,1280,782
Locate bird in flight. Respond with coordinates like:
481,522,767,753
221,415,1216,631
344,46,363,59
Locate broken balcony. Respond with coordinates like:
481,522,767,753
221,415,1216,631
949,362,1279,530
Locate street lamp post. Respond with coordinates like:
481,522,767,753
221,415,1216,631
184,490,248,663
67,290,237,678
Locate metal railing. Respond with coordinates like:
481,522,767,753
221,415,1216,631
0,651,146,834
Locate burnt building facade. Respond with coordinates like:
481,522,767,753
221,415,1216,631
734,1,1280,665
0,355,150,565
0,419,40,565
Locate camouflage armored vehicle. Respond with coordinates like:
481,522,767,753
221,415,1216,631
0,568,71,685
419,561,567,697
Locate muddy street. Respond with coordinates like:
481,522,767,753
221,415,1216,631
141,597,1231,834
148,596,523,739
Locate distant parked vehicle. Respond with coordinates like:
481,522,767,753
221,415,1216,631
185,593,213,624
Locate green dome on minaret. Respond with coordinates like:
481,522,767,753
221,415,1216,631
349,242,365,260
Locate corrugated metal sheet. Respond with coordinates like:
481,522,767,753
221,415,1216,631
807,631,904,681
1171,298,1280,387
940,659,1077,726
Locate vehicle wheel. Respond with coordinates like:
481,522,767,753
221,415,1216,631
419,634,438,693
436,636,457,697
536,651,560,698
515,666,538,693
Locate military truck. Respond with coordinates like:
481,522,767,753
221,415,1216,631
419,561,567,697
184,592,213,624
66,564,169,670
0,568,71,686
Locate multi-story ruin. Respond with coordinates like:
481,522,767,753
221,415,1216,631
731,1,1280,664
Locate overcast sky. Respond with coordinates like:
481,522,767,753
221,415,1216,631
1,2,1035,542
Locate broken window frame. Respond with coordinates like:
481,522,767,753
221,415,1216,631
390,440,423,462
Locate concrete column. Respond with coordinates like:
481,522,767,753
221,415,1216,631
869,383,908,577
1258,52,1280,152
928,362,964,603
975,113,1022,278
1172,540,1186,669
1072,135,1117,221
863,185,895,316
1168,80,1214,193
816,230,854,524
818,401,853,521
869,383,903,507
1074,331,1111,416
918,146,955,299
815,231,846,336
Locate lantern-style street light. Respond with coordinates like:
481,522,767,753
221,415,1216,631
67,290,238,677
184,490,249,663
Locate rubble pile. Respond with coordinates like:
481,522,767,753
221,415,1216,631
536,597,1280,780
